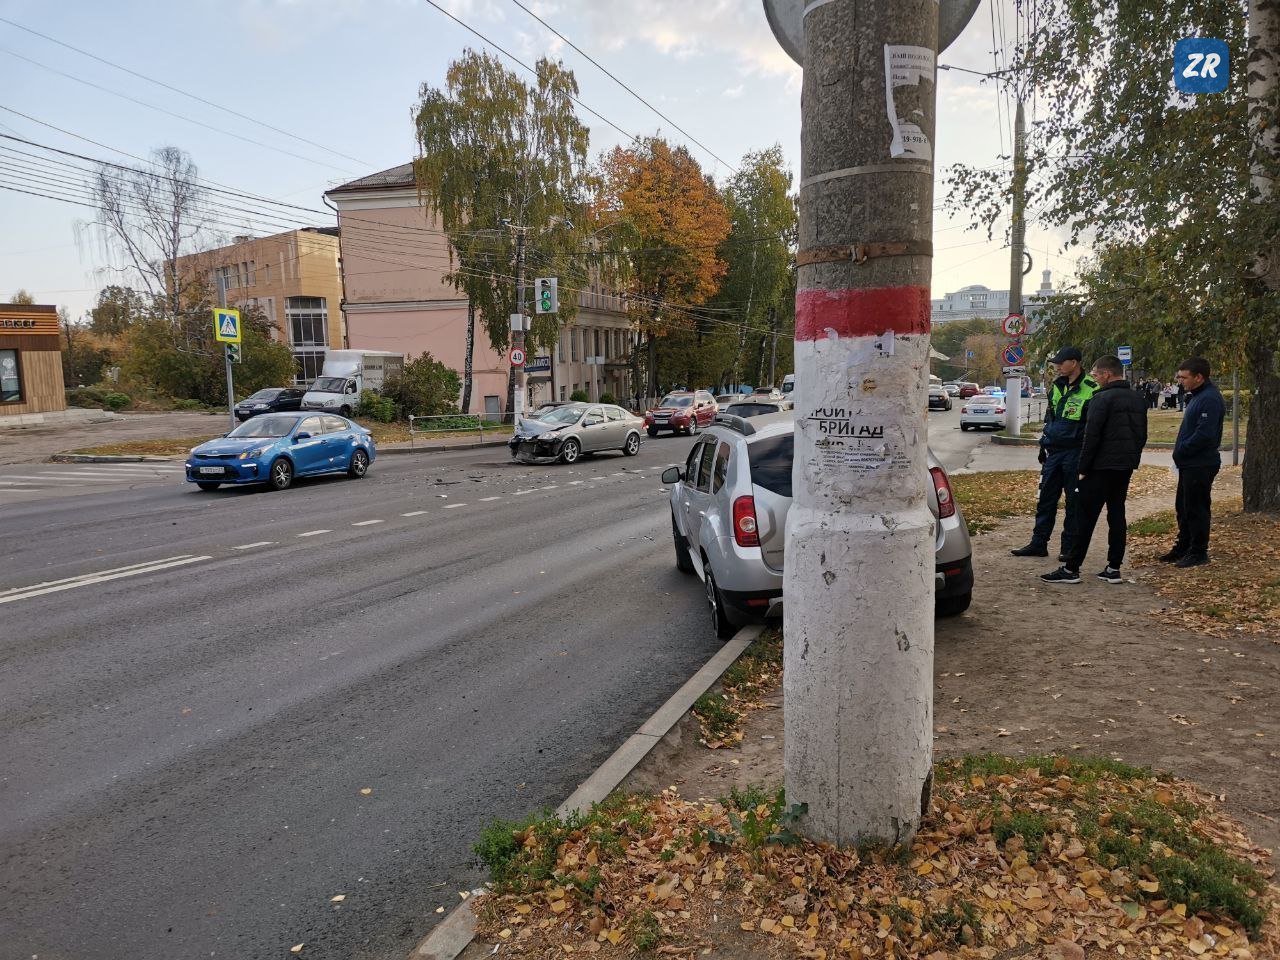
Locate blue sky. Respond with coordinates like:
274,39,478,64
0,0,1077,322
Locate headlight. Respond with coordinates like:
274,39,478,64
239,446,269,459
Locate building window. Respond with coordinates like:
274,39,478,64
286,296,328,347
557,334,565,362
0,349,22,402
559,385,566,401
594,329,601,359
293,350,327,386
570,329,578,361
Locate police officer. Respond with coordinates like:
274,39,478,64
1011,346,1098,561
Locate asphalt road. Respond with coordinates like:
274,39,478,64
0,435,724,960
0,413,1004,960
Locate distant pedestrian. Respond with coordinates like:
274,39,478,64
1040,355,1148,585
1011,346,1098,562
1160,357,1225,568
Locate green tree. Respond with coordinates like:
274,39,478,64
931,317,1000,381
714,146,797,387
947,0,1280,511
90,285,148,337
413,50,592,414
381,352,462,417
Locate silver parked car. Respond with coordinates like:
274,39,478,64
508,402,643,464
662,413,974,638
959,394,1007,430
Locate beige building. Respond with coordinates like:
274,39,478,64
175,228,345,385
325,164,634,415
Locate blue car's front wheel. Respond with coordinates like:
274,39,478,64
348,449,369,478
268,458,294,491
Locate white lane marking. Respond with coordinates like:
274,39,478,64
613,472,628,477
352,519,384,526
479,496,501,502
297,529,331,537
568,480,584,485
0,481,40,487
0,555,212,606
5,474,112,483
514,489,533,495
540,485,558,490
36,470,174,479
234,541,276,550
56,467,181,475
443,503,466,509
401,510,428,517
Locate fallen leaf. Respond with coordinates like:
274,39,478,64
290,946,304,955
359,787,372,795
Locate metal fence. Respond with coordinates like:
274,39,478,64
406,412,515,447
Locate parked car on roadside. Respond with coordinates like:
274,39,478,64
959,394,1007,431
928,385,953,411
662,413,974,638
508,402,644,464
185,413,375,491
643,391,718,436
234,387,305,422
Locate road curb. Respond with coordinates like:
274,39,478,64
379,440,510,455
48,454,184,463
406,624,764,960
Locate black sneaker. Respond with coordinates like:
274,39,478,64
1097,566,1123,584
1175,553,1209,569
1040,566,1082,584
1011,543,1049,557
1158,549,1185,563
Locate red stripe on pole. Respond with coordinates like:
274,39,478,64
795,286,931,342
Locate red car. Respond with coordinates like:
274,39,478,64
956,382,981,399
644,391,718,436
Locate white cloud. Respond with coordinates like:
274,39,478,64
722,84,744,99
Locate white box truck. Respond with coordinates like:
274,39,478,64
301,350,405,416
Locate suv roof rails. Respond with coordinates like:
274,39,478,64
711,413,756,436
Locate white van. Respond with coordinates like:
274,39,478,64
301,350,405,416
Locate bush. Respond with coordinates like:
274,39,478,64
65,386,111,408
380,352,462,418
569,389,590,402
358,389,397,423
172,398,206,411
598,392,617,405
102,392,131,410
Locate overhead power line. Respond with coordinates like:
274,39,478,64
0,15,369,167
504,0,737,175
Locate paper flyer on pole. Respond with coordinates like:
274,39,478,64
884,45,935,161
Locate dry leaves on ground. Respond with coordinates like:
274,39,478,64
691,630,782,749
471,755,1279,960
1131,500,1280,639
952,467,1168,535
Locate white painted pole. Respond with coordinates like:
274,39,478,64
784,0,938,848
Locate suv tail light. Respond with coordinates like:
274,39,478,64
995,406,1006,414
732,496,760,547
929,466,956,519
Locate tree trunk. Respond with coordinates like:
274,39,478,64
647,325,658,402
1243,336,1280,512
461,300,475,414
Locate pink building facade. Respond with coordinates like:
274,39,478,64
326,164,634,416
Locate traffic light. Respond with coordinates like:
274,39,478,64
226,343,242,364
534,277,558,314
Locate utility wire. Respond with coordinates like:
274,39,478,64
504,0,737,174
0,15,369,167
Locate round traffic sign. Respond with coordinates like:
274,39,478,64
1001,343,1026,366
509,347,526,367
763,0,981,66
1002,313,1026,337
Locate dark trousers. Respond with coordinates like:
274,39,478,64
1032,447,1081,554
1066,469,1132,570
1174,465,1219,556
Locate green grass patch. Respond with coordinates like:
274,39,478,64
627,909,661,951
992,810,1050,858
939,753,1153,784
692,692,740,743
1129,511,1177,537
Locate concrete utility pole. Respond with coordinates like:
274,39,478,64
511,227,528,423
784,0,940,846
1005,98,1028,436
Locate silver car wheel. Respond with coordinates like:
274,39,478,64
623,433,640,455
349,449,369,478
560,438,581,464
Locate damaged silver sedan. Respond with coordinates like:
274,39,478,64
507,402,645,465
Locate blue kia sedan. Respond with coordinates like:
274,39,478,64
185,413,376,491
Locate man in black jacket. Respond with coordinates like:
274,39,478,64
1160,357,1226,568
1041,355,1148,585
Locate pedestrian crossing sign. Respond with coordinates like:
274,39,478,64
213,307,241,343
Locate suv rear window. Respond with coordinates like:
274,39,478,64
747,433,793,497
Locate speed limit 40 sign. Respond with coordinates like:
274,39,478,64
509,347,526,367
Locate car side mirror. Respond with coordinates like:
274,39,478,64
295,431,311,441
661,467,682,484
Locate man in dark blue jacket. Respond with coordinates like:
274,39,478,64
1012,346,1098,561
1161,357,1225,568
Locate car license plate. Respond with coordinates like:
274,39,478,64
973,408,990,414
198,466,224,475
